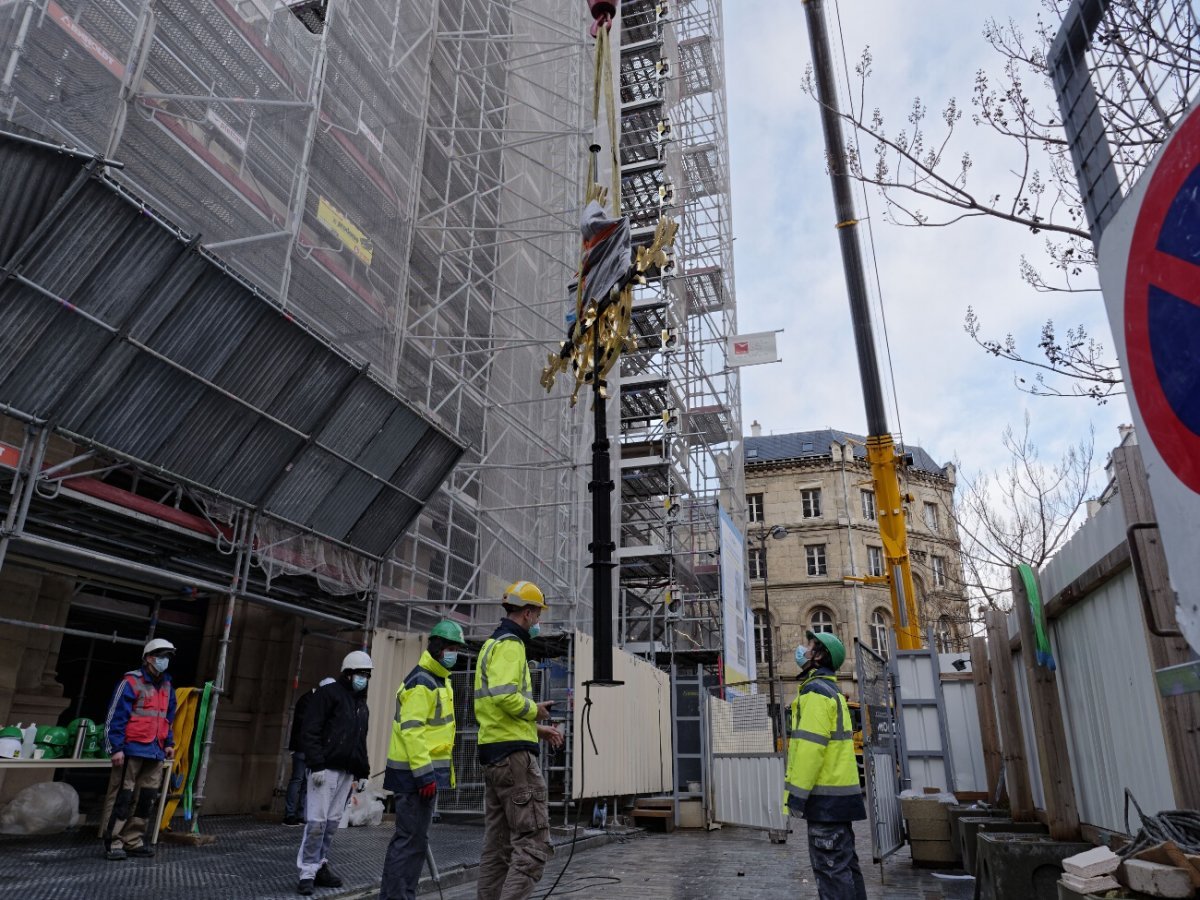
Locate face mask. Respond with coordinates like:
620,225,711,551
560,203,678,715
528,623,541,638
794,645,809,669
151,656,170,674
440,652,458,670
351,675,369,692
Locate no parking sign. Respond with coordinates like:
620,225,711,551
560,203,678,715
1099,101,1200,654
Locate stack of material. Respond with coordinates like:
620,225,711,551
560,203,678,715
1059,846,1121,895
901,796,957,865
1121,843,1200,898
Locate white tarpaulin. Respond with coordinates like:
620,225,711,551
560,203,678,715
725,331,779,367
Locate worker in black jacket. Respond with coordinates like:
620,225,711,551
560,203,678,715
294,651,373,896
283,677,334,826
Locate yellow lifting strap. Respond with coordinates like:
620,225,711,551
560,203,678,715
159,686,200,830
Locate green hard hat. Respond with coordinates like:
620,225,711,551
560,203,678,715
807,630,847,670
430,620,466,645
0,726,21,740
35,726,69,759
67,717,97,737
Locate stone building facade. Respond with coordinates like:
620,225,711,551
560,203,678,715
744,427,968,699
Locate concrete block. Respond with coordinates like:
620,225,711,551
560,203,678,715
1062,846,1121,878
948,806,1008,860
961,817,1048,876
1060,873,1120,893
901,796,952,820
975,834,1092,900
1120,859,1194,898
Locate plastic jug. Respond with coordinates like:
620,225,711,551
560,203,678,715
19,723,37,759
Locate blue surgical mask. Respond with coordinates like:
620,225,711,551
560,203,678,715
794,645,809,669
351,675,369,692
440,652,458,670
528,623,541,638
152,656,170,674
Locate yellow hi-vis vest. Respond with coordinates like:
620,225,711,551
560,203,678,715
474,632,537,751
385,651,455,791
782,671,866,822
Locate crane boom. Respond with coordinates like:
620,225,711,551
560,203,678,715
801,0,922,650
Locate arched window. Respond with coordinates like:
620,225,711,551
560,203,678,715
753,609,772,668
937,615,954,653
870,609,890,657
809,606,834,635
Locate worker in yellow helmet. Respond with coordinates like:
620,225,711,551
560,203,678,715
475,581,564,900
380,620,467,900
782,630,867,900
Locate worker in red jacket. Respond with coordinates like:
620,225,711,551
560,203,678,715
101,638,177,860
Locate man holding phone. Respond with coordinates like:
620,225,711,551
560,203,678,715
474,581,564,900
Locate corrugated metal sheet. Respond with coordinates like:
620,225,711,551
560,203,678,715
362,628,427,793
572,632,672,799
939,654,988,794
1051,568,1174,831
710,753,787,831
0,130,464,557
1041,498,1127,600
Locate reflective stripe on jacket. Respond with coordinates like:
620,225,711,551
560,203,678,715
385,651,456,793
782,669,866,822
474,623,537,764
105,669,173,755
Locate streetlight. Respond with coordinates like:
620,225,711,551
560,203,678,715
755,523,788,745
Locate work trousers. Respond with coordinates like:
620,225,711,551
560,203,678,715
806,821,868,900
101,756,165,851
477,751,552,900
380,790,436,900
284,751,308,819
296,768,354,880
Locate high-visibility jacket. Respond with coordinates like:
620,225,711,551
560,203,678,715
474,620,538,764
782,669,866,822
104,667,175,759
384,651,455,792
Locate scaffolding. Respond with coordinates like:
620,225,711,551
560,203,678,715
614,0,745,664
0,0,593,633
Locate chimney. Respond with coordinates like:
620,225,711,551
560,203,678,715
751,420,762,438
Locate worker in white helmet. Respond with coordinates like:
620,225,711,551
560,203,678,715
100,637,177,861
294,649,373,896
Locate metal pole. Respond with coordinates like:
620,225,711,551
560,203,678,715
74,638,96,719
0,615,143,646
801,0,888,437
191,511,255,817
588,292,616,685
757,531,780,745
0,425,49,572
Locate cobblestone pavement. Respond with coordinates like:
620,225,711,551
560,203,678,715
425,821,961,900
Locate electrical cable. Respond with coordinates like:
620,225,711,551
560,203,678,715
536,682,626,900
1122,789,1200,858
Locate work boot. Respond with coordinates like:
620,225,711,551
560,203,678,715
314,863,343,888
282,816,303,827
297,878,315,896
127,844,155,858
105,846,127,861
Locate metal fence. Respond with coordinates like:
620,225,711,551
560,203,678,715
856,640,904,862
704,681,787,833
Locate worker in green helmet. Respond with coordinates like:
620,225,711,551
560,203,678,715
379,620,468,900
783,630,867,900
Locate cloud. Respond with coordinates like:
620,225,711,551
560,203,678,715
724,0,1129,486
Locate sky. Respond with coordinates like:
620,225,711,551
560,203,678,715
722,0,1130,487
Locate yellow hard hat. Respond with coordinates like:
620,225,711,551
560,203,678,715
502,581,547,609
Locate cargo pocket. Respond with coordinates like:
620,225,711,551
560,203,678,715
809,823,841,853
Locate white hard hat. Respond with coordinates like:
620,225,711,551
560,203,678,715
341,650,373,672
143,638,176,657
